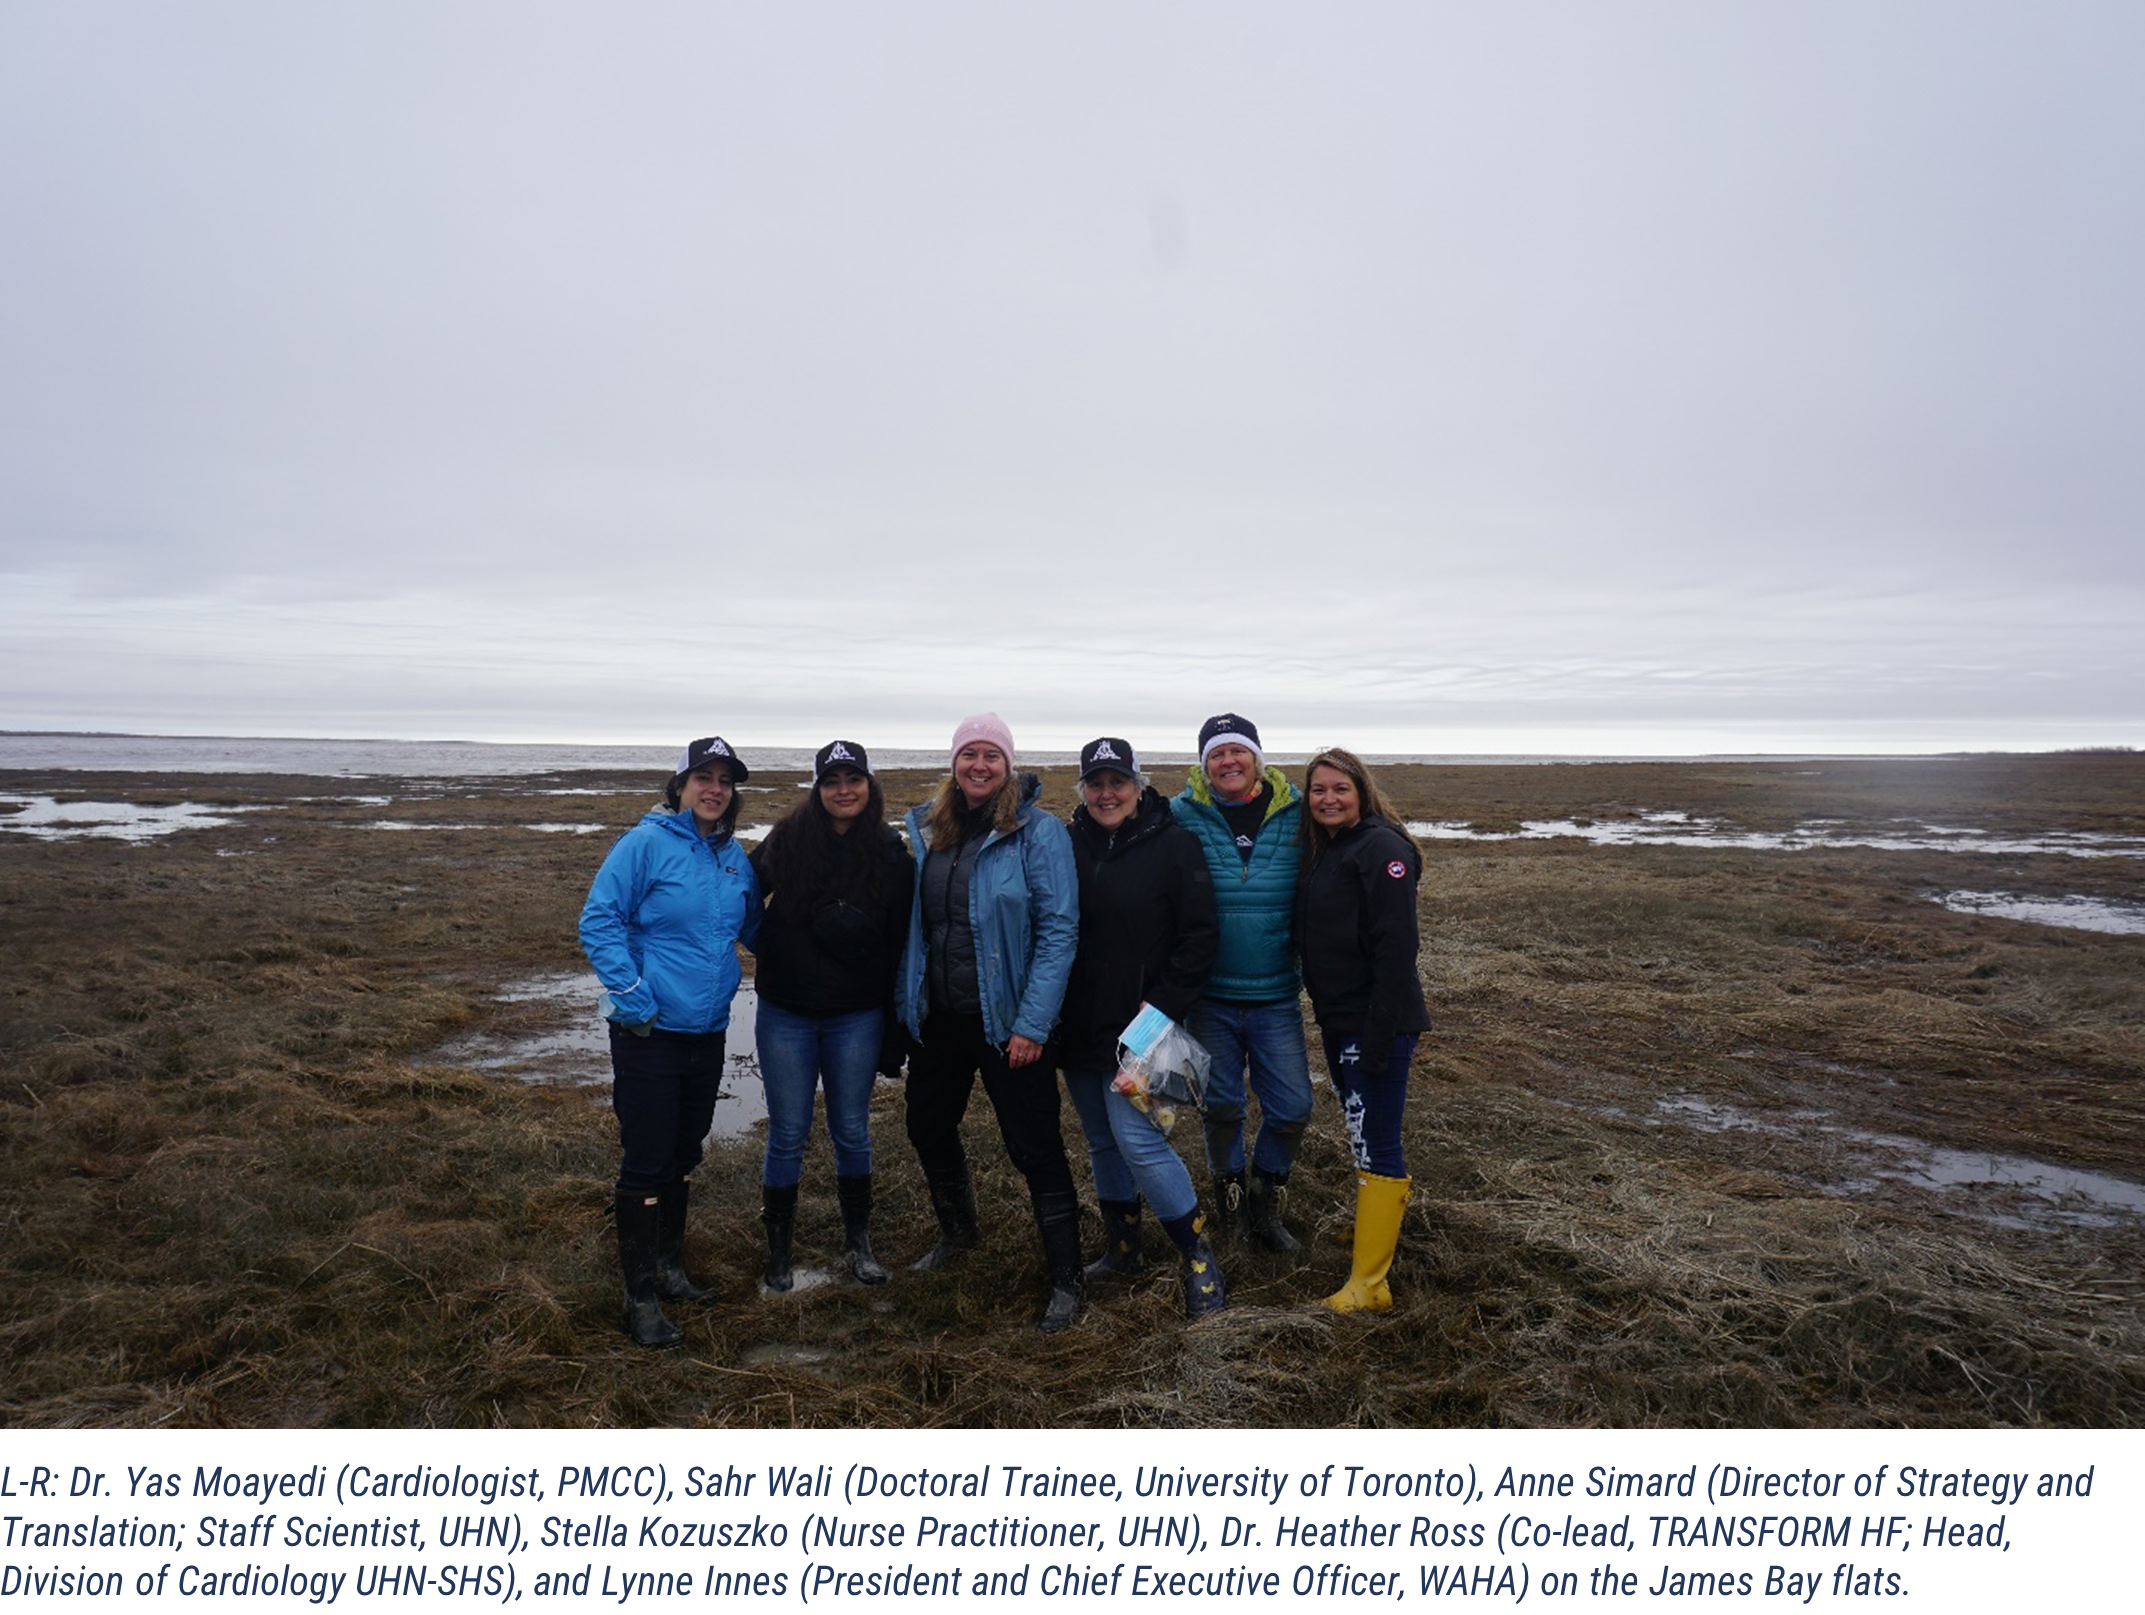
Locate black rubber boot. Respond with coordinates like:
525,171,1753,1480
761,1181,798,1293
1161,1209,1227,1317
1209,1170,1246,1244
615,1192,683,1349
836,1174,889,1285
1202,1111,1246,1242
655,1181,715,1301
1033,1189,1085,1334
1084,1199,1142,1281
1245,1164,1303,1254
911,1170,980,1272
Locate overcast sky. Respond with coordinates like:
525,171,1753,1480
3,3,2140,754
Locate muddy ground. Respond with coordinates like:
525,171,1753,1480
2,752,2140,1427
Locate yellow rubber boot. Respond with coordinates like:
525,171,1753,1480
1323,1172,1411,1313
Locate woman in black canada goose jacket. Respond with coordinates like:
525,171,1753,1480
1296,747,1430,1313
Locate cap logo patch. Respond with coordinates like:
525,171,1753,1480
826,743,854,762
1092,741,1119,760
1387,860,1407,879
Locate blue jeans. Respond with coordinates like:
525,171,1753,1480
1190,998,1313,1176
755,1001,879,1187
1062,1061,1199,1222
1320,1028,1418,1177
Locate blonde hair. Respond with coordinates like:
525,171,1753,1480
923,771,1023,850
1301,747,1411,863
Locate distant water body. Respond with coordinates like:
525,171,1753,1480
0,731,1910,779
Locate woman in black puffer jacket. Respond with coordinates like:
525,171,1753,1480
1056,738,1227,1316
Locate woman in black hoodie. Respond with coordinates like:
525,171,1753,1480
1057,738,1227,1316
1296,746,1431,1313
750,742,915,1290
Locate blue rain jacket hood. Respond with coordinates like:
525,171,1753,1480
579,808,762,1034
1171,764,1304,1003
897,774,1079,1047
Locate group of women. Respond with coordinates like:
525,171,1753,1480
577,715,1429,1349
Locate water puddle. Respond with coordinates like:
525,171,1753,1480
337,816,767,839
0,794,265,841
761,1268,837,1298
425,970,766,1138
1652,1095,1805,1134
1934,891,2145,936
356,820,613,833
1646,1094,2145,1228
1846,1134,2145,1226
1407,811,2145,859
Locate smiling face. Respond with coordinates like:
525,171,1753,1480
818,765,870,830
1203,742,1260,801
1081,768,1140,831
954,743,1009,807
679,764,735,830
1306,762,1362,832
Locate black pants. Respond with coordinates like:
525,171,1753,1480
610,1026,726,1195
903,1012,1074,1200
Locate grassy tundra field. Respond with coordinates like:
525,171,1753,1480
2,753,2141,1428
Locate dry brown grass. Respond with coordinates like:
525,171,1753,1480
2,754,2140,1427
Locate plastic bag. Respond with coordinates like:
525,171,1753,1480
1110,1004,1210,1132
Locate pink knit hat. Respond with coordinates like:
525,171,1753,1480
949,712,1015,767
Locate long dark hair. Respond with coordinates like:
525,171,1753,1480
753,774,888,909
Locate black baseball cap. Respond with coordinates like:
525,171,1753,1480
1078,737,1140,782
812,740,872,783
671,736,750,784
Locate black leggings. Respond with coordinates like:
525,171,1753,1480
610,1026,725,1195
903,1012,1073,1200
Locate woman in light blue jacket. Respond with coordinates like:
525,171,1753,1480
579,736,761,1349
896,713,1083,1331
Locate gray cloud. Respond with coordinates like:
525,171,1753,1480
3,4,2140,749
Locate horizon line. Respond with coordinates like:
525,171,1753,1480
3,727,2137,765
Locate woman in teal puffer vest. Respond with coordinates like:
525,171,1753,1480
1169,712,1314,1254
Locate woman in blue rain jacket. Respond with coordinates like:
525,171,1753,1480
579,736,761,1348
